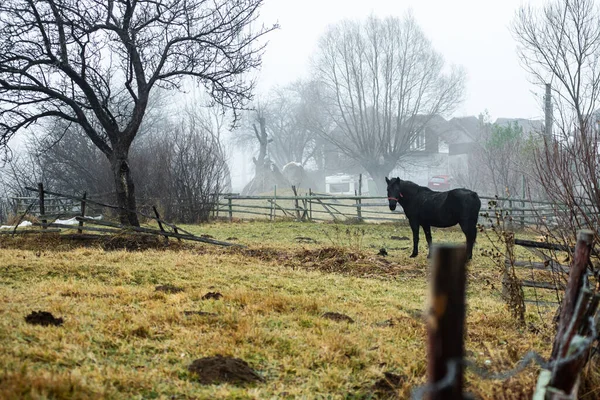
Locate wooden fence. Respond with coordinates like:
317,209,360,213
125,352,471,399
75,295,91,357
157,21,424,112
1,185,239,247
419,233,599,399
214,191,563,226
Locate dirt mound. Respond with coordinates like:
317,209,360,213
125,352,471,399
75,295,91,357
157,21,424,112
201,292,223,300
188,355,263,385
0,232,191,252
230,246,425,280
25,311,64,327
103,234,168,251
322,312,354,323
155,284,184,294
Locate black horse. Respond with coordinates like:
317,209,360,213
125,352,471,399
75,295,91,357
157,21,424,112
386,177,481,259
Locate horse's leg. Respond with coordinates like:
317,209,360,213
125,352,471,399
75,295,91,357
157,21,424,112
409,219,420,258
422,224,433,258
460,220,477,260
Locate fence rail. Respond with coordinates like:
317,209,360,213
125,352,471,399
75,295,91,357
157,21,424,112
7,190,592,227
212,192,572,226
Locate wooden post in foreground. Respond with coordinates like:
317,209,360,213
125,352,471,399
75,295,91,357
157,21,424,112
545,230,595,398
77,192,87,234
38,183,46,229
550,230,594,361
427,244,468,400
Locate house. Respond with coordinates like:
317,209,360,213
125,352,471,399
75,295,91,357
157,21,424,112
389,115,450,186
390,114,544,191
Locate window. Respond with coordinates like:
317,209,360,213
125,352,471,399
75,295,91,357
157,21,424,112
410,131,426,151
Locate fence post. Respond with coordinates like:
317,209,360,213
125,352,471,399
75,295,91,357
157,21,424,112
309,188,313,221
508,198,513,229
521,175,525,228
38,183,46,229
426,244,467,400
292,185,301,221
77,191,87,234
228,197,233,223
550,230,594,361
153,205,168,243
273,185,277,222
502,231,515,300
357,173,363,221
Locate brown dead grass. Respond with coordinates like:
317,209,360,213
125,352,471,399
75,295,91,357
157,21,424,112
0,221,597,399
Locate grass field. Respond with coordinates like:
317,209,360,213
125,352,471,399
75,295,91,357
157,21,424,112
0,220,598,399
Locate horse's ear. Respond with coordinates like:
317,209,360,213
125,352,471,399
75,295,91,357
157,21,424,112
385,177,390,184
397,177,401,181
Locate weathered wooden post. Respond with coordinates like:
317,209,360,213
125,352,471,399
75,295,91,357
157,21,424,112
228,196,233,223
356,173,363,221
502,231,515,300
309,188,313,221
551,230,594,361
272,185,277,221
508,198,513,229
153,206,168,243
521,175,526,228
426,244,468,400
543,230,595,398
77,191,87,234
292,185,301,221
38,183,46,229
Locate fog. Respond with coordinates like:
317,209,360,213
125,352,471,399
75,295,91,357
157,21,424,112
229,0,548,192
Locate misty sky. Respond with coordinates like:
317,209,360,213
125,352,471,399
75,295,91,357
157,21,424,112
255,0,546,121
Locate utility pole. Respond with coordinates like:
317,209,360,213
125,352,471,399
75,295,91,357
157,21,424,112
544,83,553,139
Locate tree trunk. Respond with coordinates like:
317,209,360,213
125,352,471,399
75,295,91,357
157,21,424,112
365,165,393,196
110,149,140,226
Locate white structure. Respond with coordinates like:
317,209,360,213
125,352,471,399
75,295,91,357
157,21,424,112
325,174,370,195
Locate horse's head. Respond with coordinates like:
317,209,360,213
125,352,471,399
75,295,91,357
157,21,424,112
385,177,404,211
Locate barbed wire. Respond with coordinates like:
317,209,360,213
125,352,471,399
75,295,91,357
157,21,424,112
411,316,598,399
411,360,458,400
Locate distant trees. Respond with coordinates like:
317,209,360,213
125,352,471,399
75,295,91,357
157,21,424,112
0,0,274,225
479,120,529,196
313,14,465,194
237,80,327,168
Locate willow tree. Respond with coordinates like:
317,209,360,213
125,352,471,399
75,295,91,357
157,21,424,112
313,14,465,194
0,0,274,225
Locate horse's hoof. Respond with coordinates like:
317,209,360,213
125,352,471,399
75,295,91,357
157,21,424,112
410,253,418,258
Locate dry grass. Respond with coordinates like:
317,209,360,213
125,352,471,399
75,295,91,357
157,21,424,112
0,221,596,399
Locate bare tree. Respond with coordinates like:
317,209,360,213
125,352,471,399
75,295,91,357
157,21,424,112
0,0,275,225
313,14,465,194
166,107,230,222
2,96,231,223
513,0,600,242
235,80,326,169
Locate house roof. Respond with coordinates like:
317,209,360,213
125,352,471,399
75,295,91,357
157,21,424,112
494,118,544,136
441,116,481,144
